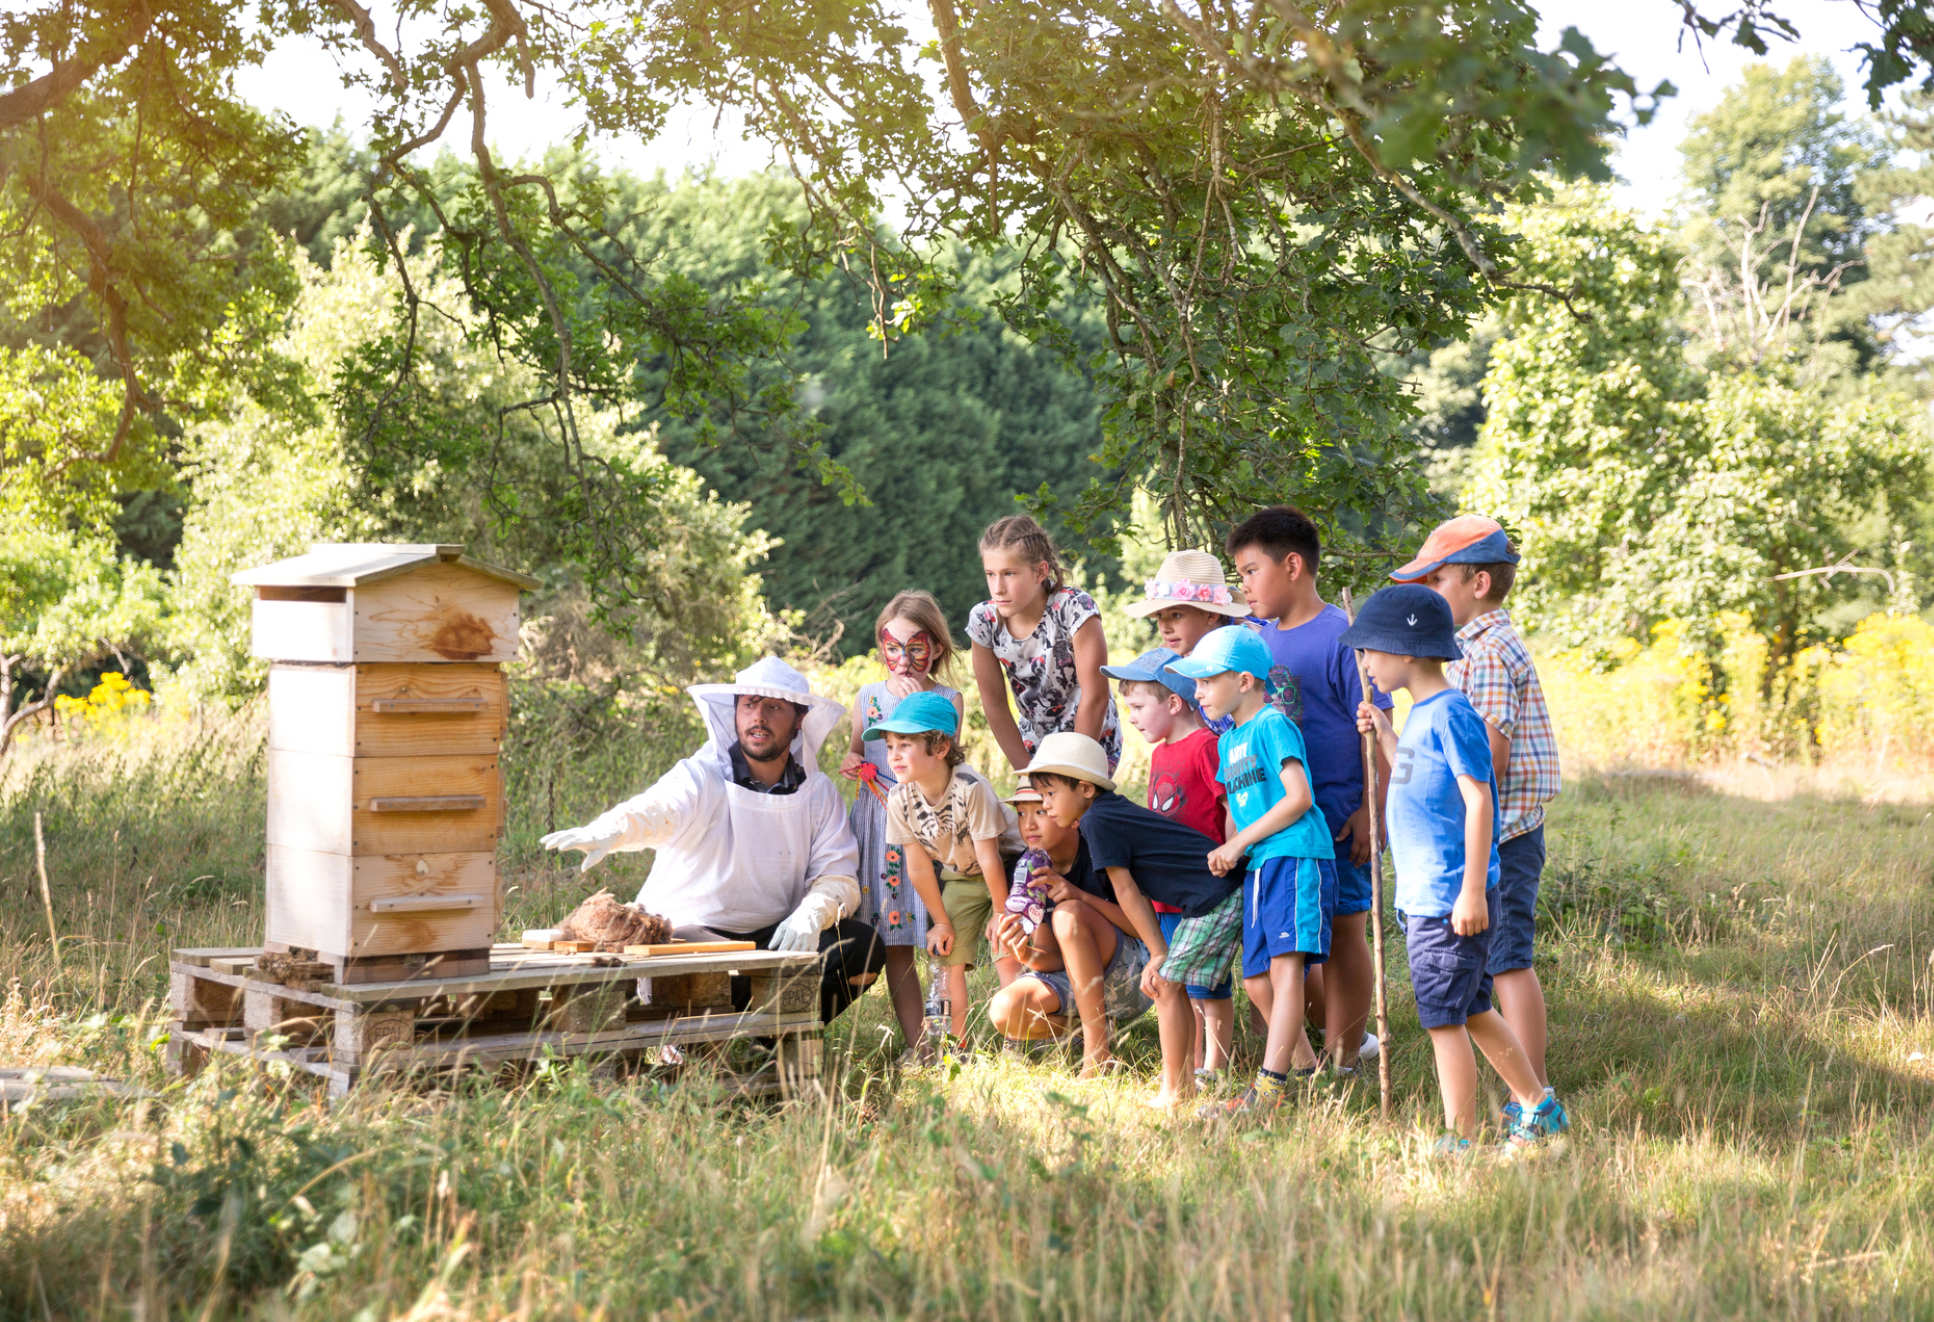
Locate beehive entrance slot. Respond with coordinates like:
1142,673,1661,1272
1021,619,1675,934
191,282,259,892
257,586,347,603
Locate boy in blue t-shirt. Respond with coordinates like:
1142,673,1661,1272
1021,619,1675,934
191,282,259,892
1226,505,1389,1070
1171,625,1338,1117
1343,585,1568,1151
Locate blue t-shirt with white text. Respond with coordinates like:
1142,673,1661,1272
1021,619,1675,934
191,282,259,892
1388,688,1502,916
1216,705,1334,864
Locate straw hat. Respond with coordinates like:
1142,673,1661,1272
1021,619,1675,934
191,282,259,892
1124,549,1249,619
1020,731,1117,793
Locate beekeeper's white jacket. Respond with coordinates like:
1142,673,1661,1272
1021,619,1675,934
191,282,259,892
579,657,860,934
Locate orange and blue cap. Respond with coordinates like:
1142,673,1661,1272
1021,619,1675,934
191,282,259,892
1390,515,1519,583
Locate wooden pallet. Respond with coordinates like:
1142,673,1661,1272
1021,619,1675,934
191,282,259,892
166,943,825,1099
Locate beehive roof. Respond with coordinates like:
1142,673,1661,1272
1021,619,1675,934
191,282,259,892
231,543,541,591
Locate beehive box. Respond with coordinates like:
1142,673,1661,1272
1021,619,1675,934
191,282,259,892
232,544,538,980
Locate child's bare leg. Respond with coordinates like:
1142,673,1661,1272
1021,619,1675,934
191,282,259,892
1244,974,1273,1030
989,978,1068,1041
1200,998,1234,1072
992,952,1022,989
1302,963,1328,1032
1187,1000,1205,1070
1263,954,1316,1074
1465,1009,1545,1108
1150,980,1196,1107
1492,969,1549,1087
1427,1024,1480,1138
1325,912,1373,1066
1049,901,1118,1074
945,962,971,1041
883,946,924,1048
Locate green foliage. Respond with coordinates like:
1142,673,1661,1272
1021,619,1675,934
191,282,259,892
1849,92,1934,375
0,518,164,755
1469,185,1932,688
165,234,777,703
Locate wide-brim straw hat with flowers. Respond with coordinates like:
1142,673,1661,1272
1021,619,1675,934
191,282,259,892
1124,549,1250,619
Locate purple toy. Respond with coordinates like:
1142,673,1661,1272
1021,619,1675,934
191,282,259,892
1004,848,1052,934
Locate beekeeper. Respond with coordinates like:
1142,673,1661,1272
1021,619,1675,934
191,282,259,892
540,656,883,1023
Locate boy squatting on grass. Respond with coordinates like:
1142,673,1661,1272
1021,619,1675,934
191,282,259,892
987,777,1155,1075
1017,731,1246,1108
1226,506,1388,1071
869,690,1024,1051
1343,585,1569,1150
1393,516,1562,1101
1100,645,1236,1082
1170,625,1340,1117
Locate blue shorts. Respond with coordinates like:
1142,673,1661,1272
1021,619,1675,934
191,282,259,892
1333,850,1373,916
1157,911,1233,1000
1404,890,1501,1029
1240,855,1336,980
1487,825,1545,975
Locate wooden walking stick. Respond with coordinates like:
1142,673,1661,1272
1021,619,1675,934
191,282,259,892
1340,587,1393,1119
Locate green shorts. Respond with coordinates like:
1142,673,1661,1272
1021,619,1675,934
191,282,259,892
934,874,994,968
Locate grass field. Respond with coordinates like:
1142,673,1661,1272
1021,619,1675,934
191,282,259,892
1,713,1932,1319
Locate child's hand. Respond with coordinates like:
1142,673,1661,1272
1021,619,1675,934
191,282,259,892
1356,701,1392,739
1207,841,1244,876
1451,891,1489,937
1336,804,1375,866
884,673,921,700
1140,958,1175,1000
927,922,955,957
1035,869,1080,905
993,912,1029,955
839,751,866,780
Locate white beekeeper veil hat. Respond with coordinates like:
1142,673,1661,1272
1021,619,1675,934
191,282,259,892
687,656,847,775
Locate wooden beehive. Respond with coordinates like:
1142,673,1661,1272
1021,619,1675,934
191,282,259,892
233,544,539,980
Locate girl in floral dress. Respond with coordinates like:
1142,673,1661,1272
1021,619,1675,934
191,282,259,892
841,590,963,1054
967,514,1121,773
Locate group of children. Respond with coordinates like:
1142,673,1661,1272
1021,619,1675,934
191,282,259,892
840,508,1568,1148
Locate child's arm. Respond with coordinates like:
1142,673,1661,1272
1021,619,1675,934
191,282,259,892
904,846,954,956
973,835,1011,909
1356,700,1398,765
1452,773,1494,937
1104,866,1174,998
1069,615,1112,743
1485,722,1512,788
971,642,1031,770
1208,758,1314,876
840,712,866,779
1041,872,1132,936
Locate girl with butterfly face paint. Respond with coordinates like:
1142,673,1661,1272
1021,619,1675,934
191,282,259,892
841,590,965,1058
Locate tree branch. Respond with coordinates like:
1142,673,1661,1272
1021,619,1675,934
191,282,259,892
0,665,69,764
325,0,408,92
0,3,154,132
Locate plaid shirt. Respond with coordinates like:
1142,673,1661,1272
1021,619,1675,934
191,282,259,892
1446,609,1560,840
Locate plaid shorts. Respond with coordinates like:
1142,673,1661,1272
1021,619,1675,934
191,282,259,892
1158,887,1243,989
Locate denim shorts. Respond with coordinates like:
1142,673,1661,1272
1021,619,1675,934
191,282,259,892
1240,855,1336,980
1157,912,1233,999
1020,934,1153,1032
1333,850,1373,916
1403,889,1501,1030
1487,825,1546,975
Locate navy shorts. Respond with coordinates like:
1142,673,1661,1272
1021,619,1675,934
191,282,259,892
1404,889,1501,1029
1157,911,1233,999
1487,825,1545,975
1333,850,1373,916
1240,855,1336,980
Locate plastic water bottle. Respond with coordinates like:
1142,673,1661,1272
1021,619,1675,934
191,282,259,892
922,962,951,1060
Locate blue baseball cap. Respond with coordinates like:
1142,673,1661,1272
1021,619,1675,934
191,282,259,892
1390,515,1519,582
1166,624,1274,685
1338,584,1463,661
862,689,960,741
1100,646,1198,703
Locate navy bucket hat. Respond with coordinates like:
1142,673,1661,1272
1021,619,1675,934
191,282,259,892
1338,584,1463,661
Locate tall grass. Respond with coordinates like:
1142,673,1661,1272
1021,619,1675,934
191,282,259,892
2,710,1932,1318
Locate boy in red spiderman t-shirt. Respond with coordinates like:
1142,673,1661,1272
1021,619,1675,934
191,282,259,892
1103,646,1234,1083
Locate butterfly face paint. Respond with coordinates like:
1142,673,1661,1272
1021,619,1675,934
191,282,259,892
880,618,936,679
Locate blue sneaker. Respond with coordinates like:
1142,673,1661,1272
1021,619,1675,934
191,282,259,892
1508,1092,1570,1146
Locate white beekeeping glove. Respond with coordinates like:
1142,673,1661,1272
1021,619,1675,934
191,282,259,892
539,824,627,874
769,875,858,952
